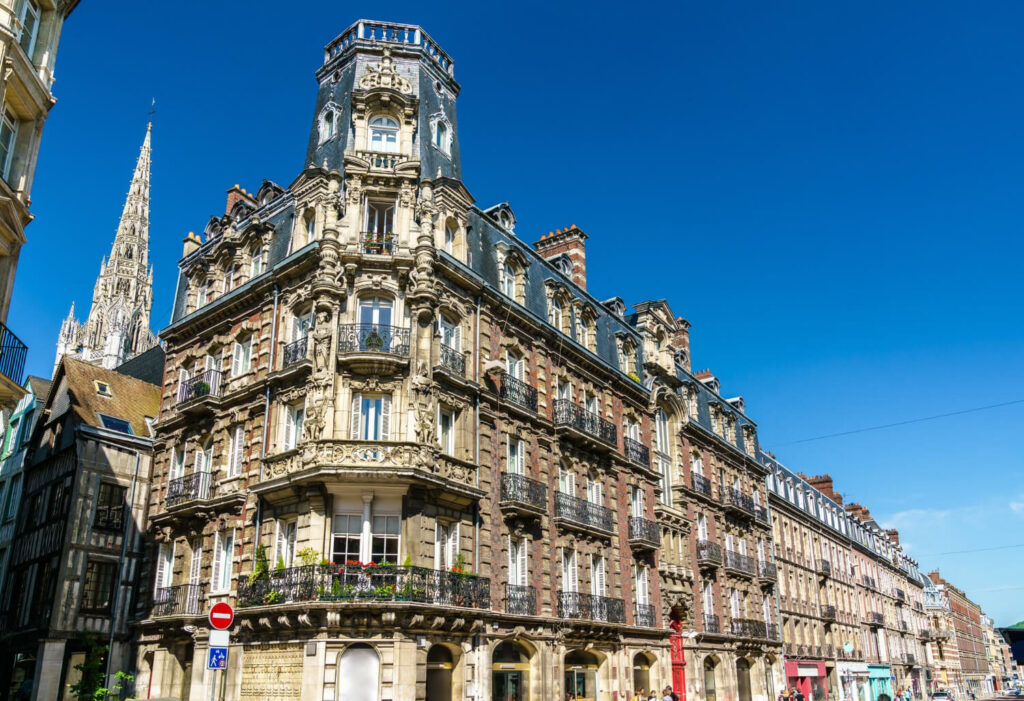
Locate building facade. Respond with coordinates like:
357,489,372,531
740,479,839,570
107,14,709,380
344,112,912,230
0,357,159,701
0,0,78,407
55,121,158,372
134,20,721,701
926,571,987,698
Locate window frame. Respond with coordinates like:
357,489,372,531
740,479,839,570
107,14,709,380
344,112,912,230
81,560,118,615
368,115,399,153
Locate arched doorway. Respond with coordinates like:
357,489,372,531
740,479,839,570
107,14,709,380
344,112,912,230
565,650,600,701
493,640,531,701
705,657,719,701
633,652,655,694
427,646,454,701
737,658,752,701
338,644,379,701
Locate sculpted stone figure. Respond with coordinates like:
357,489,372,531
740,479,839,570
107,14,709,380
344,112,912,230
312,310,332,375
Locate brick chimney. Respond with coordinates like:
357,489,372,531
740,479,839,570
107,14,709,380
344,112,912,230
533,225,588,289
885,528,900,546
694,368,720,393
225,184,256,215
671,316,692,371
182,231,202,258
804,474,841,504
845,502,871,523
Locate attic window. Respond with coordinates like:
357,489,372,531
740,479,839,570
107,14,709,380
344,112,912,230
94,381,112,398
98,414,133,435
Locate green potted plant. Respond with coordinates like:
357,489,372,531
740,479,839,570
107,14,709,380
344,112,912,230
248,545,270,585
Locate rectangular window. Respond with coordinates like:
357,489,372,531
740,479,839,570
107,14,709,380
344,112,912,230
16,0,39,57
3,475,20,521
508,537,528,586
170,445,185,480
0,109,17,181
636,564,650,606
227,425,244,477
250,246,266,277
98,414,134,434
630,485,643,518
505,351,524,380
94,483,126,532
2,417,20,457
372,514,400,564
210,530,234,592
435,520,459,570
154,542,174,592
506,437,524,475
697,514,708,541
284,402,305,450
438,406,455,456
439,316,461,351
232,336,254,376
558,466,575,495
196,279,209,307
351,393,390,442
590,554,606,596
586,474,602,505
561,548,578,593
331,514,362,565
189,538,202,585
275,519,297,569
702,581,714,616
365,200,395,235
730,588,740,618
292,310,313,341
658,458,672,506
81,560,117,614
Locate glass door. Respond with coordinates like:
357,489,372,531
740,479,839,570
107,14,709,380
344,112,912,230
493,672,523,701
358,298,393,351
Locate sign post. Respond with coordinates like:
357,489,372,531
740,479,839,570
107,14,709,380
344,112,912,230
207,603,234,701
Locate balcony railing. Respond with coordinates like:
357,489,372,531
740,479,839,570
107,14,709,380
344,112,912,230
895,588,906,603
867,611,884,626
725,550,756,576
704,613,720,634
821,604,837,621
697,539,723,567
237,564,490,609
635,603,656,627
862,575,876,589
0,322,27,386
177,369,223,405
755,505,769,524
623,436,650,465
628,516,660,547
505,584,536,616
758,561,778,580
723,488,756,516
361,231,395,255
554,492,614,533
557,591,625,623
337,324,410,356
731,618,769,639
499,375,538,412
282,336,308,367
691,473,713,498
818,559,832,577
439,343,465,376
165,471,211,508
766,623,780,641
152,583,205,618
906,653,916,664
553,400,617,445
500,473,547,511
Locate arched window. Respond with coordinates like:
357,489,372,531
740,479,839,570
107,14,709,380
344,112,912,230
337,644,379,701
501,261,517,299
434,120,449,152
550,296,564,332
443,221,455,255
369,116,399,153
320,107,337,142
250,244,266,278
654,408,673,506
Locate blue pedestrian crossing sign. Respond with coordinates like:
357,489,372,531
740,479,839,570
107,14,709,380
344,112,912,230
208,647,228,670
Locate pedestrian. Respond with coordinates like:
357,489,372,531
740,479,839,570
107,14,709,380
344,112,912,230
631,690,644,701
662,687,674,701
796,686,807,701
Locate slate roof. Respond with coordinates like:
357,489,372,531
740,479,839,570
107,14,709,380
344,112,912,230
56,357,160,437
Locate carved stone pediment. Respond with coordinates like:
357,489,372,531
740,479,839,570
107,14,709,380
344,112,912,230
359,48,412,94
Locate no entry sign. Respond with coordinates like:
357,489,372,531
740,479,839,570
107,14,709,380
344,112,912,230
208,602,234,630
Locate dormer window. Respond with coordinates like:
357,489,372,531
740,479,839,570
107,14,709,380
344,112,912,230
196,278,210,308
369,116,399,153
443,221,455,255
434,121,448,150
16,0,40,58
94,381,112,398
550,297,564,332
250,244,266,278
319,107,338,143
501,262,517,299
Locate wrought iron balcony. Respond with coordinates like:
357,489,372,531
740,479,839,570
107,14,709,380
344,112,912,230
439,343,465,376
557,591,625,623
866,611,884,626
237,564,490,609
499,375,537,412
697,539,723,567
724,549,756,577
0,321,27,388
821,604,837,621
635,603,656,627
623,436,650,466
505,584,536,616
499,473,547,514
361,231,395,255
818,559,832,578
165,471,211,508
553,399,617,446
862,575,877,589
723,488,756,517
754,504,769,524
730,618,769,639
691,473,714,498
704,612,720,634
766,623,780,641
337,324,410,356
282,336,308,368
758,561,778,582
554,491,614,534
895,588,906,604
176,369,223,406
628,516,660,549
906,653,916,665
152,583,205,618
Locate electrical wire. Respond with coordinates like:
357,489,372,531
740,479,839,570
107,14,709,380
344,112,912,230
776,398,1024,446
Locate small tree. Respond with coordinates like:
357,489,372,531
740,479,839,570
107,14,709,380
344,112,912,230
69,632,135,700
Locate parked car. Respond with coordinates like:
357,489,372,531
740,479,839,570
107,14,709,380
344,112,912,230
930,692,953,701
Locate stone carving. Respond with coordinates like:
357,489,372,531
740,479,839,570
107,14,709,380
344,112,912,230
312,310,333,376
358,47,413,94
239,644,303,699
411,362,437,445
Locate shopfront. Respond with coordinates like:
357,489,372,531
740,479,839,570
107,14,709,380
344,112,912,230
868,665,893,701
564,650,600,701
837,662,870,701
786,660,828,701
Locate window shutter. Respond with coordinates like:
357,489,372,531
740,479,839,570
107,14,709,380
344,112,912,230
193,447,203,474
570,550,578,593
284,406,295,450
154,543,168,591
516,538,527,586
275,521,284,567
446,522,459,569
288,522,298,567
249,335,256,370
434,521,443,569
210,531,222,590
380,395,391,441
190,538,202,585
224,529,235,590
453,324,462,352
516,440,525,474
350,393,362,440
232,342,242,376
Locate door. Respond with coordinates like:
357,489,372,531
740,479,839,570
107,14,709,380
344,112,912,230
737,659,752,701
493,672,523,701
705,659,717,701
359,298,393,349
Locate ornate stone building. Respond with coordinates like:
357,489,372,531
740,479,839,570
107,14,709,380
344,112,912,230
133,20,745,701
925,571,988,698
0,0,78,407
54,121,158,373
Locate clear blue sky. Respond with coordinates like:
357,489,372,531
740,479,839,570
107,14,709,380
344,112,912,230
13,2,1024,623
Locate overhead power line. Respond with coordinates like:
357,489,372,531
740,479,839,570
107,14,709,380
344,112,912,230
919,542,1024,558
777,398,1024,446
